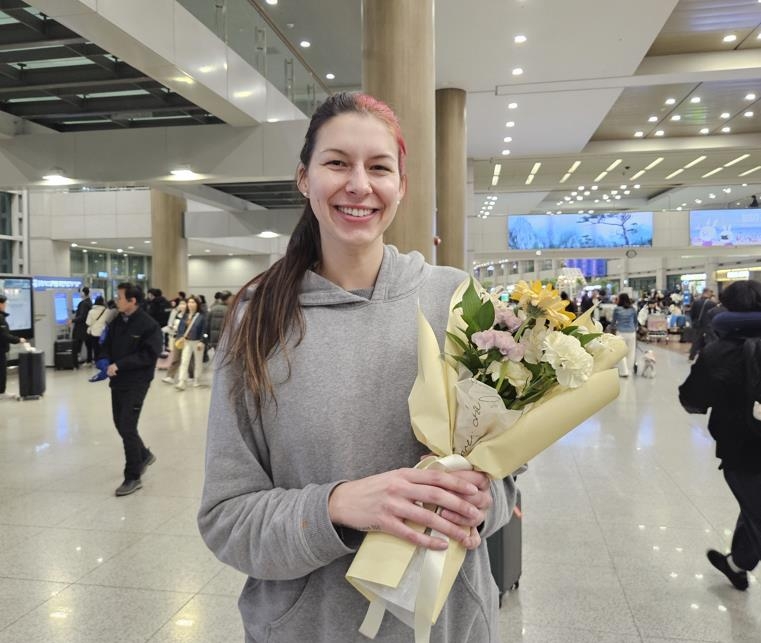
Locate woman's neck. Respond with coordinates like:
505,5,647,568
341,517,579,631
316,243,384,291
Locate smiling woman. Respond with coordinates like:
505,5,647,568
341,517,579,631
198,92,513,643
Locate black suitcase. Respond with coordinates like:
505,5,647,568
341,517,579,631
54,340,77,370
19,351,45,400
487,487,522,605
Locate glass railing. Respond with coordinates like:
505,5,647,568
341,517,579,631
178,0,328,117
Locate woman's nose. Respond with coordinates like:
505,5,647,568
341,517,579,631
346,165,372,195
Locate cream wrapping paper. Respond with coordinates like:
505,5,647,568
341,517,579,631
346,281,626,642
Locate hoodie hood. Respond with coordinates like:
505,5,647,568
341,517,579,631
298,245,430,307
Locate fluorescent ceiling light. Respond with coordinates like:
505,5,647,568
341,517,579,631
746,93,757,100
645,157,664,170
739,165,761,176
257,230,280,238
568,160,581,173
605,159,622,171
630,169,646,180
559,172,571,183
724,153,750,167
525,174,534,185
723,34,737,43
701,167,724,178
665,168,684,179
745,111,755,117
491,176,499,186
493,163,502,175
42,171,73,185
684,155,706,168
530,162,541,175
170,168,200,180
593,170,608,182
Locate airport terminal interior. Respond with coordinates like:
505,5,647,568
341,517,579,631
3,0,761,641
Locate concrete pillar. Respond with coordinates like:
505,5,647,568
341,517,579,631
655,256,667,290
363,0,435,261
705,258,718,294
150,189,187,296
435,88,466,269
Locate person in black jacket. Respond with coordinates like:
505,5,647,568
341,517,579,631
679,280,761,591
70,286,93,365
101,283,162,496
0,294,27,397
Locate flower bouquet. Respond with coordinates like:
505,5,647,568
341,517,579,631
346,278,627,642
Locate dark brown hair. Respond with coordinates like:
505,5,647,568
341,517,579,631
223,92,407,411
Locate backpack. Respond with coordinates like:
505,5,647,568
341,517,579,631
743,337,761,436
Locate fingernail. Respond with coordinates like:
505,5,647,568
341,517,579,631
466,484,478,494
434,539,448,550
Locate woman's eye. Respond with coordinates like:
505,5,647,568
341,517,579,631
326,160,346,167
370,165,392,172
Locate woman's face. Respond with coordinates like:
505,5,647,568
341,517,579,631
187,299,197,314
298,112,406,257
177,301,187,314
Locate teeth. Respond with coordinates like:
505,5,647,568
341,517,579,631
337,206,374,218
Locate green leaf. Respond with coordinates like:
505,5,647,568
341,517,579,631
460,278,483,327
474,299,495,331
560,325,578,335
576,332,602,347
445,330,469,352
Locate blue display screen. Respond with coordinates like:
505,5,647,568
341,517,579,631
508,212,654,249
689,209,761,246
71,294,82,311
563,259,608,278
54,293,69,325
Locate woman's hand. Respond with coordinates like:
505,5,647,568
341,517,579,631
329,468,485,551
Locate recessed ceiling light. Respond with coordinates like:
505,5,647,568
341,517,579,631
503,136,512,142
505,121,515,127
614,195,621,200
723,187,733,193
757,33,761,40
170,168,200,180
82,249,87,253
501,149,511,155
690,96,701,104
325,73,335,80
709,193,716,199
266,0,278,4
699,127,710,134
91,241,97,244
634,130,644,137
116,248,123,253
514,35,527,44
665,97,676,105
143,240,150,244
508,102,518,109
512,67,524,76
746,93,757,100
633,184,640,189
571,191,578,196
723,34,737,43
258,231,280,239
611,190,618,195
745,110,754,117
127,246,134,250
648,115,658,123
695,198,703,204
654,130,665,136
204,249,211,253
671,114,681,121
721,112,731,119
70,242,77,247
299,40,311,48
721,126,731,133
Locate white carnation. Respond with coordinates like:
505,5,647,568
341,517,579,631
486,360,533,396
542,332,594,388
519,325,548,364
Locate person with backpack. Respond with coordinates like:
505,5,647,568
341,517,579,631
679,280,761,591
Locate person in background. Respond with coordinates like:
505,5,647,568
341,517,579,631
146,288,171,346
161,298,187,385
101,283,161,496
85,296,108,362
197,92,513,643
679,280,761,591
70,286,92,365
204,290,231,354
174,295,205,390
0,294,28,399
613,292,638,377
689,288,716,360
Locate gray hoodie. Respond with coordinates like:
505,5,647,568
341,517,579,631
198,245,514,643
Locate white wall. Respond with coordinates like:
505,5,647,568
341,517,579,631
188,255,273,301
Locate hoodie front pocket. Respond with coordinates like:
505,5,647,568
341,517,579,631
265,573,317,642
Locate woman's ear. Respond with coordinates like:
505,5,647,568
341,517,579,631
296,163,309,197
398,174,407,202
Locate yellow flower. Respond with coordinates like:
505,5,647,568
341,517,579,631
510,280,575,329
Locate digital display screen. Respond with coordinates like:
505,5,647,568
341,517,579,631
0,277,33,331
689,209,761,246
71,294,82,311
54,292,69,325
508,212,654,249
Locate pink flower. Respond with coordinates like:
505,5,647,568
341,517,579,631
494,306,523,331
472,330,526,361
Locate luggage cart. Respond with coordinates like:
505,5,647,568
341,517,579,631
646,313,669,343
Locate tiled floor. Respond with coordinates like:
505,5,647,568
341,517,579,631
0,344,759,642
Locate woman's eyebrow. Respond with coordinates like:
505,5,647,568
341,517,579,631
319,148,396,162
